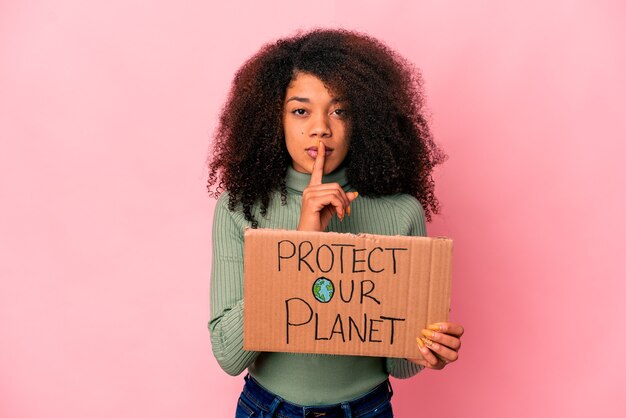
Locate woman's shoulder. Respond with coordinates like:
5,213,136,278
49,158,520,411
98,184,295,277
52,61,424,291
215,190,231,207
213,191,245,225
213,191,234,216
213,190,280,228
374,194,427,236
377,193,425,221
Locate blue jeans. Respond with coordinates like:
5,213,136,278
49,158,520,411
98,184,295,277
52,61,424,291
235,374,394,418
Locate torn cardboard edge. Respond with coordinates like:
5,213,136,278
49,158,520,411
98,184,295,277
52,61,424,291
243,228,452,359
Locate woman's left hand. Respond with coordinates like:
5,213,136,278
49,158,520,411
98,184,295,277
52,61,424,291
408,322,464,370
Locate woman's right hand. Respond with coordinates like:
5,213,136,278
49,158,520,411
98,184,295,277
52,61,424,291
298,141,358,232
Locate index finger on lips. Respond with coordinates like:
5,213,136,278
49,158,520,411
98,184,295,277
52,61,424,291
309,141,325,186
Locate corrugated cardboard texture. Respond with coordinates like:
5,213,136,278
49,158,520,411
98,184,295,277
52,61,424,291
243,229,452,359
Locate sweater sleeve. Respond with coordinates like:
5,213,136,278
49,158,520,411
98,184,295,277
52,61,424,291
385,196,427,378
208,195,260,376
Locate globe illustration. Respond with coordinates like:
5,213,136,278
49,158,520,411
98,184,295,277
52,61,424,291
312,277,335,303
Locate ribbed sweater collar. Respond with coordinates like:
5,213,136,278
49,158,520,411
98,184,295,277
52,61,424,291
285,165,351,194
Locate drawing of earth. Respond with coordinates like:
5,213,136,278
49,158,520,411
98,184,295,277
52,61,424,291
312,277,334,303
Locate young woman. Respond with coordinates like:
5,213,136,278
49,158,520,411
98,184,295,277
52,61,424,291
207,28,464,417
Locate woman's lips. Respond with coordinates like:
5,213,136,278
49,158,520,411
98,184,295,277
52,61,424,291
306,147,333,158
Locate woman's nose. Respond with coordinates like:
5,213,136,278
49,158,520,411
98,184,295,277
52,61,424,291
310,114,331,137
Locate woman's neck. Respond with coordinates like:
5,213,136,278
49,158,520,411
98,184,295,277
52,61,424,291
285,165,350,194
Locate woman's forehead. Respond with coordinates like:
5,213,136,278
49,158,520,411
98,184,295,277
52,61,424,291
284,73,342,102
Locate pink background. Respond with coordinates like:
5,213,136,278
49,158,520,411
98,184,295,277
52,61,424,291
1,1,625,417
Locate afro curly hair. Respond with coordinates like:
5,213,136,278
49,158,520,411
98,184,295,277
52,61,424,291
207,28,446,227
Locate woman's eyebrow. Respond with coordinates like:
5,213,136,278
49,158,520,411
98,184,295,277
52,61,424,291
285,96,310,103
285,96,344,103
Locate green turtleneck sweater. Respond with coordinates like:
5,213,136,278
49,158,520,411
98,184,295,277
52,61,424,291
209,166,425,405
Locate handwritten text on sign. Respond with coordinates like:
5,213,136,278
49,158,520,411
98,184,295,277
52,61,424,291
243,229,452,358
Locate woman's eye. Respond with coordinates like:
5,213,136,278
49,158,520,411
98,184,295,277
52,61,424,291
333,108,347,117
292,109,307,116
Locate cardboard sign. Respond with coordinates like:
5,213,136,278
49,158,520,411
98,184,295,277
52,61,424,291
243,228,453,359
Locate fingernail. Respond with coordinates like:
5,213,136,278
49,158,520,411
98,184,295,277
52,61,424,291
354,192,359,198
421,329,436,339
347,206,351,216
427,323,443,332
318,140,321,148
416,337,425,349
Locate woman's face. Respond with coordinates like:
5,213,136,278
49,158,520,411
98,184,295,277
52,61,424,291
283,72,350,174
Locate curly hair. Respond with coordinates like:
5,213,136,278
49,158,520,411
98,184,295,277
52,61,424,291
207,28,446,226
